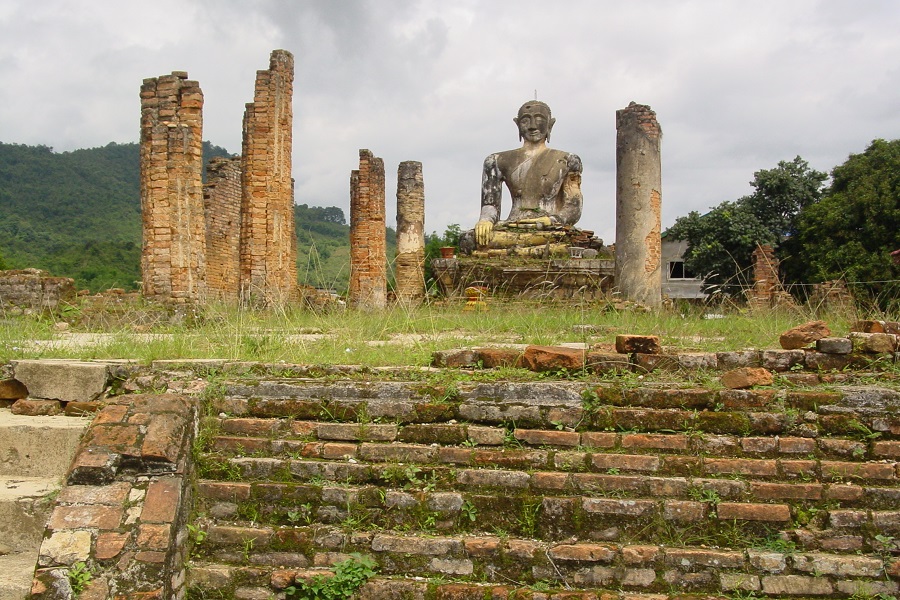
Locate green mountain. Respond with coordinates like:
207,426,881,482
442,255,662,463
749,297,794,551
0,141,392,295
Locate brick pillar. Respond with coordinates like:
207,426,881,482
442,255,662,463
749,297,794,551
748,244,795,309
348,149,387,309
615,101,662,308
204,156,242,301
139,71,206,303
395,161,426,305
239,49,297,305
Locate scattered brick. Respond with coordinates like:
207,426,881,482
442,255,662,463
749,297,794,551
11,398,63,416
779,321,831,350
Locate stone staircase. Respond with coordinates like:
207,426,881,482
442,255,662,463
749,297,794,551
0,410,86,600
187,375,900,599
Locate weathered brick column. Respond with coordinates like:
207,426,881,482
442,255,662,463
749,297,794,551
748,244,795,309
349,150,387,309
615,102,662,308
239,50,297,305
395,161,426,305
203,157,242,301
139,71,206,303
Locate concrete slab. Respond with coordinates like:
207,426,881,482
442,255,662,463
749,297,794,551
0,476,58,551
0,409,88,478
11,359,109,402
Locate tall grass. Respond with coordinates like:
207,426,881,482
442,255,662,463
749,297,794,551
0,298,878,366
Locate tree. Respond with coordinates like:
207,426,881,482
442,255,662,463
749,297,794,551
795,139,900,310
666,157,826,295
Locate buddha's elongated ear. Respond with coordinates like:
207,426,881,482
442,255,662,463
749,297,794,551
514,116,522,141
546,117,556,143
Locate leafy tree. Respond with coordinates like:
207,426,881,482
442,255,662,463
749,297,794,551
423,224,461,287
666,157,826,295
795,139,900,310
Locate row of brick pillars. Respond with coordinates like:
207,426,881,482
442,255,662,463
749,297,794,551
140,50,297,305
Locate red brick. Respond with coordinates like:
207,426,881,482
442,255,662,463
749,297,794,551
197,481,251,501
829,509,867,528
57,482,131,505
220,417,280,436
665,548,744,568
91,404,129,424
580,432,616,448
781,460,817,478
818,438,866,458
873,441,900,459
473,449,547,469
137,523,171,550
531,471,570,490
515,429,580,447
622,545,660,565
95,531,130,560
704,458,777,477
751,482,822,500
615,335,661,354
142,414,185,462
822,460,896,481
476,348,523,369
621,433,688,451
717,503,790,522
322,443,358,459
11,399,63,416
212,436,271,454
141,477,181,523
464,537,501,556
825,484,864,501
736,439,772,456
65,401,104,416
778,437,816,454
582,498,655,516
591,454,660,472
663,500,706,522
87,424,141,453
521,345,585,372
548,543,616,562
720,389,777,409
49,505,123,530
438,447,474,465
135,550,166,564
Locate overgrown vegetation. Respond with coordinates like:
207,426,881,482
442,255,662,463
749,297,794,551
284,553,377,599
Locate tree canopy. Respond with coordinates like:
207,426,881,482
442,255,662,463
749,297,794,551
665,157,826,294
795,139,900,308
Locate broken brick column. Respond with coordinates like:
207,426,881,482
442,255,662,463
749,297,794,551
139,71,206,303
349,149,387,309
204,157,242,301
749,244,795,309
239,49,297,305
615,101,662,308
395,161,426,305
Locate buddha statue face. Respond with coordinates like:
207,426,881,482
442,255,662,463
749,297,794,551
514,101,555,143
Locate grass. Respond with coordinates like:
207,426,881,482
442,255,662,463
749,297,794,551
0,298,887,368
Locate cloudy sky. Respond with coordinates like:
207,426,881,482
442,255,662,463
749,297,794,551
2,0,899,244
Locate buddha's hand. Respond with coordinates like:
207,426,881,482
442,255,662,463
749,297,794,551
475,220,494,246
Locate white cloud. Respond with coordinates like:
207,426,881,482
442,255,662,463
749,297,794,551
1,0,899,246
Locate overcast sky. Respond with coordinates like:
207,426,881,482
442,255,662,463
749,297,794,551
2,0,899,244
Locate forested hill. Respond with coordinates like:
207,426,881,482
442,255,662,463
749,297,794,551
0,141,369,293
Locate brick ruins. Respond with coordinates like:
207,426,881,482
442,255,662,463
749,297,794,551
140,51,296,305
348,150,388,309
748,244,795,309
0,269,75,311
240,50,297,304
394,161,426,305
139,71,207,303
203,157,242,300
615,101,662,308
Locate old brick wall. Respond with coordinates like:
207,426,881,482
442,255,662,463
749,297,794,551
139,71,207,303
204,157,242,301
0,269,75,311
615,102,662,308
395,161,426,305
349,150,387,309
239,50,297,305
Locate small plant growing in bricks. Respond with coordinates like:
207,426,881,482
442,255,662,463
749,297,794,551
68,561,93,596
460,500,478,524
284,553,377,600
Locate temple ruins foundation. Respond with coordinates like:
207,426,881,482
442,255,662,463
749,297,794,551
348,150,388,309
615,101,662,308
239,49,297,304
139,71,206,303
395,161,426,305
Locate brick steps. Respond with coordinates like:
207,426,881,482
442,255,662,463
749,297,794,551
187,378,900,598
187,525,895,597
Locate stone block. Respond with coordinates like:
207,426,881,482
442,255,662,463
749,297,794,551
849,331,897,353
13,359,109,402
816,337,852,354
38,530,92,567
762,575,833,596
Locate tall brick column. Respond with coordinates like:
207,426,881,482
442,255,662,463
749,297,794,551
204,157,242,301
615,102,662,308
239,49,297,305
395,161,426,305
349,149,387,309
139,71,206,303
